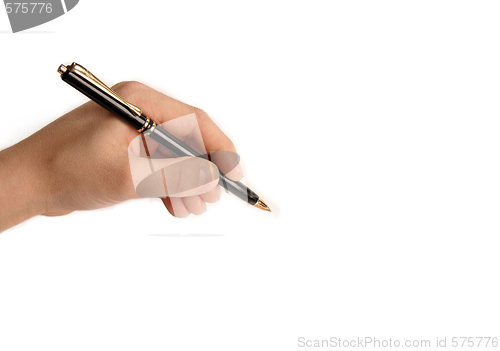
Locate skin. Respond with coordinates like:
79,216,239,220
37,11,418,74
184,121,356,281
0,81,243,232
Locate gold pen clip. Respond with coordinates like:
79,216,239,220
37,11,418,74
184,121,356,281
57,62,142,118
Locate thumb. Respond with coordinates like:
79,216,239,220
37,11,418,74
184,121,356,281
128,154,220,198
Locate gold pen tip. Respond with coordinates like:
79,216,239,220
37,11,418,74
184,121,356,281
255,198,272,212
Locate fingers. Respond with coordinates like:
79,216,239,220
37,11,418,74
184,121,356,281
111,82,243,218
209,151,244,181
224,163,244,181
114,82,244,180
193,108,243,179
200,186,221,203
182,196,207,215
162,197,190,218
129,151,220,198
161,186,221,218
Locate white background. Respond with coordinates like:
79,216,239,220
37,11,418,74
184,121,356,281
1,1,500,350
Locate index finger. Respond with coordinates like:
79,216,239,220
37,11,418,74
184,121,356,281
116,82,244,180
193,107,244,181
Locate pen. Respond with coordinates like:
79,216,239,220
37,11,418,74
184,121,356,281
57,62,271,211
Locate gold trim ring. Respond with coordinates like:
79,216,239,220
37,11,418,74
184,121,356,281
137,116,151,133
143,121,157,136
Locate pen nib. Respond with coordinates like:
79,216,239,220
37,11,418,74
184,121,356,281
255,198,272,212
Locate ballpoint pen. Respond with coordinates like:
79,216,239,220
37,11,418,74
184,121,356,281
57,62,271,211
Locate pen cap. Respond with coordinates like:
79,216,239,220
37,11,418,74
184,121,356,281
58,63,147,130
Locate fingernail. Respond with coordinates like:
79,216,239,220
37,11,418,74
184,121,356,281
225,162,244,181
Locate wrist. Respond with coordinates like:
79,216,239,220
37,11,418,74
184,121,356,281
0,140,49,232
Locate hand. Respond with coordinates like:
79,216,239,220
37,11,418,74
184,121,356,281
0,81,243,231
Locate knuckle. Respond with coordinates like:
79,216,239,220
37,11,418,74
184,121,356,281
194,107,208,120
193,107,236,152
112,81,147,98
